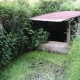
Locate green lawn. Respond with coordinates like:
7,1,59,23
0,51,69,80
0,36,80,80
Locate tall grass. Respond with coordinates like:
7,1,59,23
65,35,80,80
0,51,69,80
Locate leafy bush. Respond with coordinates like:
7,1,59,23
0,30,28,67
0,32,13,67
0,28,49,67
0,0,50,67
23,28,50,50
0,0,31,33
37,0,65,14
29,0,66,16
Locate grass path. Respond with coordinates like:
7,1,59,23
0,51,69,80
0,37,80,80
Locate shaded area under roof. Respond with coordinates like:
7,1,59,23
30,11,80,22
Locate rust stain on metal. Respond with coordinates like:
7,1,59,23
30,11,80,22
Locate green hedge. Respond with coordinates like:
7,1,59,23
0,28,49,67
0,0,31,32
0,0,50,67
31,0,65,16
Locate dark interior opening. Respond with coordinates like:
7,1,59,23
46,22,67,42
48,30,67,42
31,21,67,42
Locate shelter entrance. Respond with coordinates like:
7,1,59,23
30,11,80,54
32,21,67,42
46,22,67,42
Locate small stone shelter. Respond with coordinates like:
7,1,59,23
30,11,80,54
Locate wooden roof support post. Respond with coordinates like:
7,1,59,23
67,18,74,44
77,17,80,35
67,21,70,44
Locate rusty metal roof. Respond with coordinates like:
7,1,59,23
30,11,80,22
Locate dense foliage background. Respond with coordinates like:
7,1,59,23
0,0,80,67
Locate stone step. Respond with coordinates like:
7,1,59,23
39,41,71,54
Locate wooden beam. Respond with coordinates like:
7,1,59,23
77,17,80,35
67,21,70,44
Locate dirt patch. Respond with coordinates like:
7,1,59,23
23,58,67,80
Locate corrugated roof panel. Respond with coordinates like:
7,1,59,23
30,11,80,22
